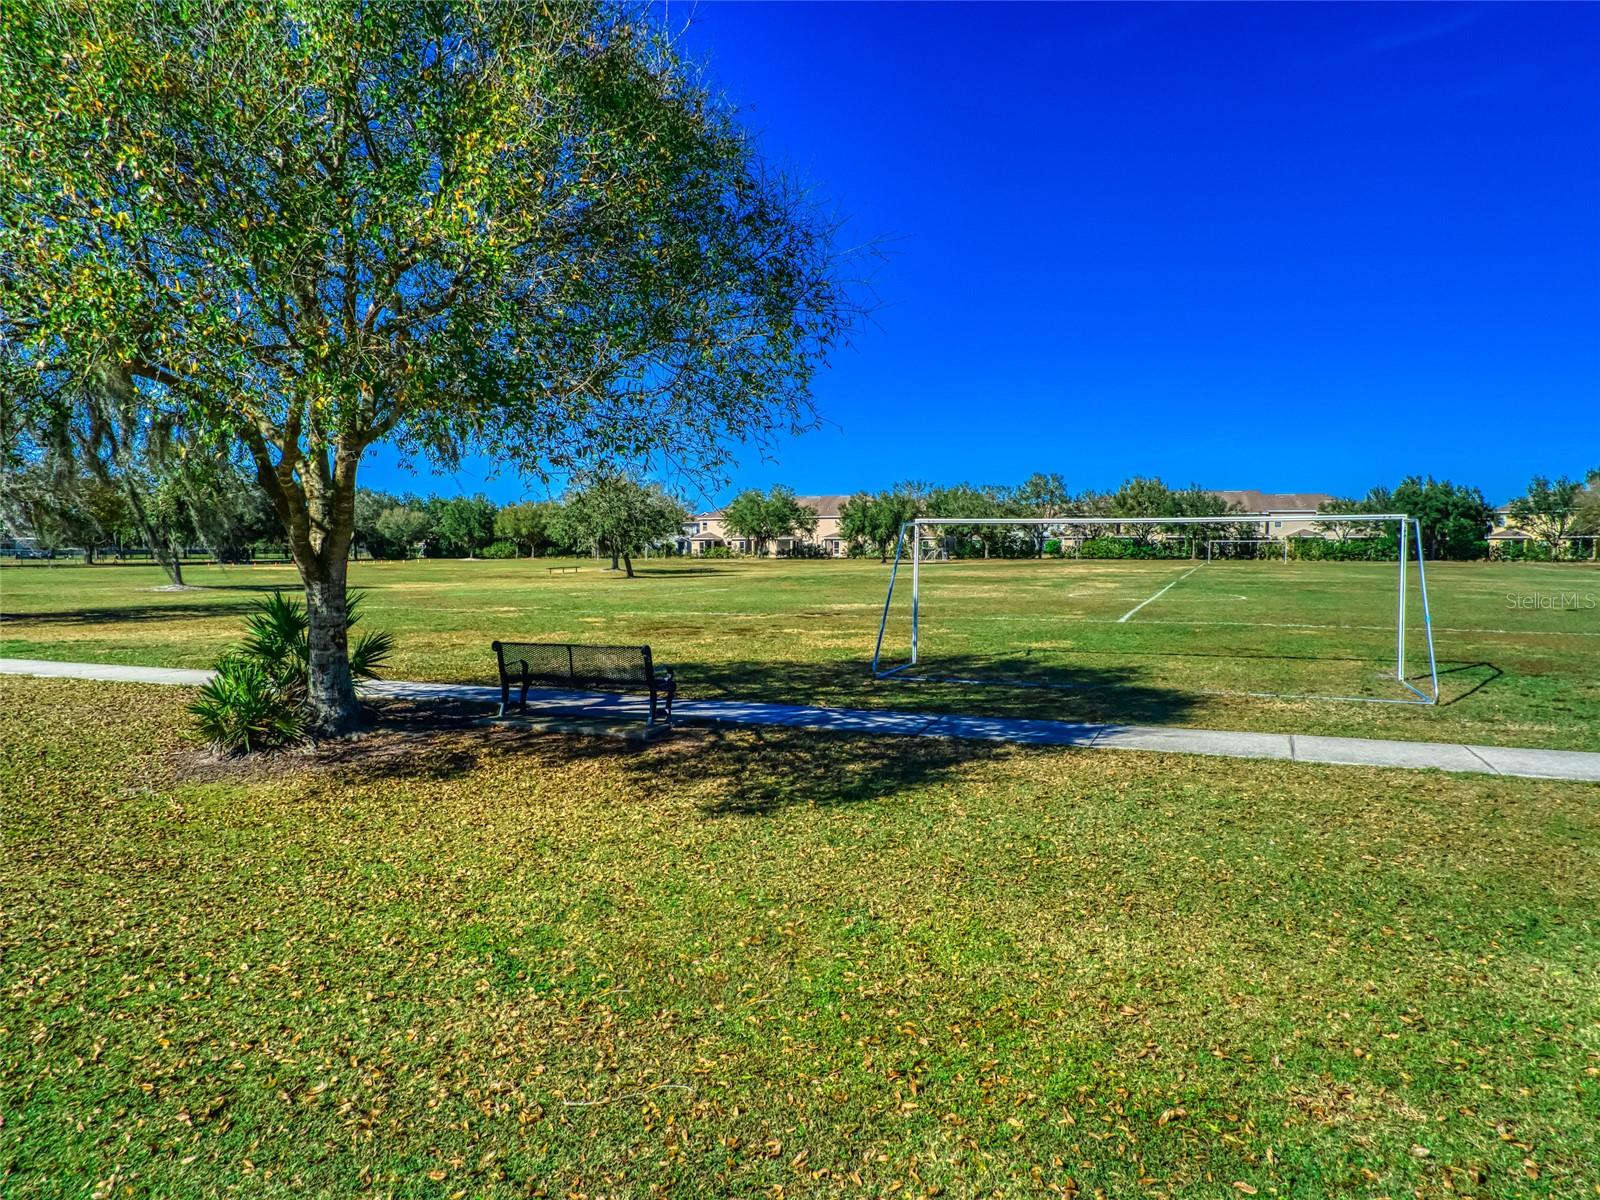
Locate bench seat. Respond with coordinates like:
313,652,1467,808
491,641,675,726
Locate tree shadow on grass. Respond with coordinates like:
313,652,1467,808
270,696,1014,822
0,599,273,626
259,655,1199,811
648,723,1010,818
689,652,1204,728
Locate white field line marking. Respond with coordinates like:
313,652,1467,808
1116,565,1204,624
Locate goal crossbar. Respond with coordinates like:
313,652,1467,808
870,515,1440,706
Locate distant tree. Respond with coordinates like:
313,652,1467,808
354,490,401,559
494,500,562,558
721,487,819,556
556,473,688,577
0,458,139,561
1508,474,1586,554
374,505,433,559
1105,476,1180,544
919,483,1003,557
1573,468,1600,538
1316,496,1380,542
432,496,497,558
1391,477,1494,560
839,490,919,562
1015,472,1072,516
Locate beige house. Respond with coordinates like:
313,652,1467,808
681,494,851,557
1208,490,1335,537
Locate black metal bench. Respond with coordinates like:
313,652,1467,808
491,641,676,726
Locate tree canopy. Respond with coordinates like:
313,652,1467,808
555,472,687,576
1,0,860,730
720,487,818,556
1508,474,1587,552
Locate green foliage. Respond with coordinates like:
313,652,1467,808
1508,473,1587,552
839,489,918,560
1077,537,1189,560
1574,468,1600,536
1391,476,1495,560
1289,535,1399,561
494,500,565,558
373,504,433,559
777,541,831,559
0,0,862,727
1014,471,1072,515
479,540,519,560
188,590,392,753
554,472,688,575
720,487,819,555
431,496,497,559
187,657,306,755
696,544,735,559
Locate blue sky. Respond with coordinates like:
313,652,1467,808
367,1,1600,507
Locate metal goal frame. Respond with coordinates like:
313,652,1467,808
870,515,1440,706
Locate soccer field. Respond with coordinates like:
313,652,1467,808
3,555,1597,749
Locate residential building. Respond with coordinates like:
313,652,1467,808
681,495,851,557
1208,490,1335,537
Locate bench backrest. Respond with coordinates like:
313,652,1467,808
493,641,656,691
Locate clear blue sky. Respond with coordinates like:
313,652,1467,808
367,1,1600,507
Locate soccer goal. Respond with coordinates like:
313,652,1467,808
870,515,1440,705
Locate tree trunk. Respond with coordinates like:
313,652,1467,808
608,545,620,570
623,551,634,578
158,538,185,587
302,558,358,735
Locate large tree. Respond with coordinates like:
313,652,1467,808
1573,468,1600,541
431,494,497,558
839,489,918,562
1507,474,1587,555
555,472,687,576
0,1,858,732
1391,476,1494,560
494,500,563,558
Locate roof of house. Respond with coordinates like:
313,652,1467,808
1209,489,1335,514
693,494,849,521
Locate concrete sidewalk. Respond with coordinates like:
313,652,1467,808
5,657,1599,783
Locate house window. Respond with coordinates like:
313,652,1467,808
1274,521,1282,528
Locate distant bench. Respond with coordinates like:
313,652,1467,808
491,641,676,726
547,566,580,575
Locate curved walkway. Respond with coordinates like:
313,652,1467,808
5,657,1599,783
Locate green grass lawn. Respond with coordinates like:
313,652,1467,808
3,556,1597,749
2,677,1597,1197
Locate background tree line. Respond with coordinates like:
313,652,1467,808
837,469,1600,562
10,466,1596,567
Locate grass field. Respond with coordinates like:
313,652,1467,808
3,556,1597,749
3,677,1597,1197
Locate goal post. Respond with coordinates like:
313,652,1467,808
870,514,1440,706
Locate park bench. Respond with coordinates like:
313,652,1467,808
491,641,676,726
547,565,580,575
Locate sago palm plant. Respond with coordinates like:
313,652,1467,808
190,589,394,754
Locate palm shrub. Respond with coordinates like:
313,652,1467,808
188,658,307,754
190,590,394,754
